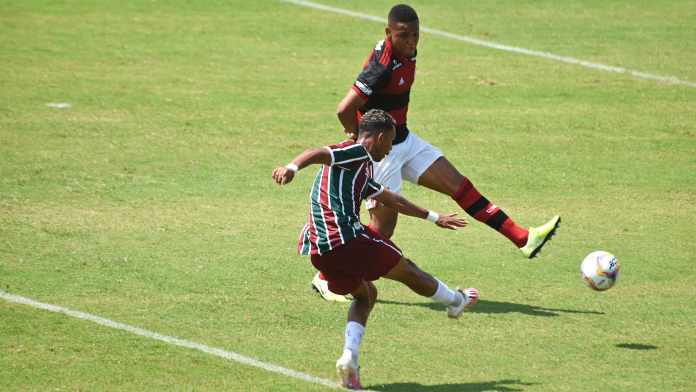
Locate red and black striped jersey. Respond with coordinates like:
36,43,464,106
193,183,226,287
351,37,416,141
298,140,384,256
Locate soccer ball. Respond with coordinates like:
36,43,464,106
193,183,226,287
581,251,620,291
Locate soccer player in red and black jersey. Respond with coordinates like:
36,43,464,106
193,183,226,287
273,109,479,389
312,4,561,301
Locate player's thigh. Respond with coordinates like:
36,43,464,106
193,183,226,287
368,204,399,239
416,156,465,196
372,143,407,193
399,132,444,183
366,149,404,233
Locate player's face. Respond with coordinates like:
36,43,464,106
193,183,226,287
386,20,419,58
373,126,396,161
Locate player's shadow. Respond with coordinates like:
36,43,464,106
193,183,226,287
371,378,535,391
376,299,604,317
616,343,658,350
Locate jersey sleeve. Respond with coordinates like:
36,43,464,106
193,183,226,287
352,50,392,98
327,143,370,166
364,178,384,199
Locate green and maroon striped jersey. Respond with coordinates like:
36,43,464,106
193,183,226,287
298,140,384,255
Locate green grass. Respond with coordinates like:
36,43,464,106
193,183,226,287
1,1,695,391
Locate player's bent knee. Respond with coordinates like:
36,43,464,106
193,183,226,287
350,280,371,301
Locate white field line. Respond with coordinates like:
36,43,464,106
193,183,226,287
281,0,696,89
0,290,375,391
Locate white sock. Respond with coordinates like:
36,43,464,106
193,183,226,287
430,279,461,306
343,321,365,359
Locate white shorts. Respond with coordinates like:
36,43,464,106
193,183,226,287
367,130,443,208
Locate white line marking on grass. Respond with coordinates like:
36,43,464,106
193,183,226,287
0,290,375,391
46,102,72,109
281,0,696,89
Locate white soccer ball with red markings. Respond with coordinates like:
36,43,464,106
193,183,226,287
581,251,620,291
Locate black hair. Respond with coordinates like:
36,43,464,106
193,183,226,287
358,109,396,136
388,4,419,24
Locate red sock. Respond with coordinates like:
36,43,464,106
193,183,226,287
319,272,327,280
452,178,528,247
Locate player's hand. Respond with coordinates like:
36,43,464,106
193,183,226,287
344,130,358,141
435,213,468,230
272,166,295,185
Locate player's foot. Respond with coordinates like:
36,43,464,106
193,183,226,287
336,350,362,390
447,288,479,318
520,215,561,259
311,272,350,302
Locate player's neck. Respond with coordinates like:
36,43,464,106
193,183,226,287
356,137,377,157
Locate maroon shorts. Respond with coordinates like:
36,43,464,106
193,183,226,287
310,227,402,295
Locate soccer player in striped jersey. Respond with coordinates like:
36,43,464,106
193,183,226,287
273,109,479,389
313,3,560,301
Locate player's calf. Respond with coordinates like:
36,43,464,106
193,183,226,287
384,257,479,317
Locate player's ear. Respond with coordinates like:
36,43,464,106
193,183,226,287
385,26,391,37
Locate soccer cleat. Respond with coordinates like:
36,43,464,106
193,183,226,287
336,350,362,390
311,272,350,302
447,287,479,318
520,215,561,259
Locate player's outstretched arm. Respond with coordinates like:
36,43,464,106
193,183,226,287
337,88,367,140
272,148,332,186
373,189,468,230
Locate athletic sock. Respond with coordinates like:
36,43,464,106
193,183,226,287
452,177,529,247
343,321,365,359
319,272,327,280
430,279,461,307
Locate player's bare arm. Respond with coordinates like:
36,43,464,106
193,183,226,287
373,189,468,230
337,88,367,140
272,148,332,186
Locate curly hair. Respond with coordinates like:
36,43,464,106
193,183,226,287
358,109,396,136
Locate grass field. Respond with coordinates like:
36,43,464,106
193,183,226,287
1,1,695,391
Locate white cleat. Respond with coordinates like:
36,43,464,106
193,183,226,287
447,288,479,318
336,350,362,390
311,272,350,302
